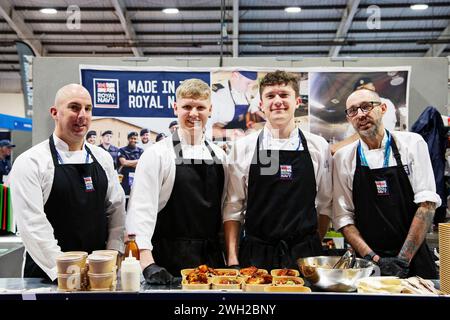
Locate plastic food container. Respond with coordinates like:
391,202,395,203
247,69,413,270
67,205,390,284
88,254,116,274
57,273,81,291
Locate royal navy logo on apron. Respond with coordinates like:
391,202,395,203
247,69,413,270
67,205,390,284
280,165,293,180
375,180,389,196
83,176,95,192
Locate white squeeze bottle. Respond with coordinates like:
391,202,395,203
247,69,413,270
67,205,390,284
121,251,141,292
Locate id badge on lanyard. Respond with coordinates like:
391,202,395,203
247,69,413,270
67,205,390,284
358,130,391,197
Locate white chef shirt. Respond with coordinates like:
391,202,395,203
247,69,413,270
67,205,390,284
9,133,126,281
332,130,442,231
223,126,333,223
126,133,229,251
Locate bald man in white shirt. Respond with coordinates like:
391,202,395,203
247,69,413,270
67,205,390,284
333,88,439,279
9,84,125,280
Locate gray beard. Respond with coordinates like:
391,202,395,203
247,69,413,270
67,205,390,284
356,118,382,138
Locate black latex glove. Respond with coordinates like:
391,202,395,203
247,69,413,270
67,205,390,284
228,265,241,270
143,263,174,285
378,257,409,278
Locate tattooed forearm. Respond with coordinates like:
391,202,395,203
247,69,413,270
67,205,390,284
341,224,373,257
398,202,435,262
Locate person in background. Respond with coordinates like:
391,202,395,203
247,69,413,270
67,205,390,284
224,70,332,271
98,130,119,170
211,71,259,141
126,78,229,284
155,133,167,142
168,121,178,134
333,88,440,278
86,130,97,145
118,132,144,199
9,84,125,280
0,139,15,184
138,128,152,151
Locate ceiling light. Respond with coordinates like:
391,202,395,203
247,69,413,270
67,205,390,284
390,76,404,86
285,7,301,13
39,8,57,14
410,4,428,10
162,8,179,14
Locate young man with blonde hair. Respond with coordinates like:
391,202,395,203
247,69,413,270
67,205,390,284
126,78,229,284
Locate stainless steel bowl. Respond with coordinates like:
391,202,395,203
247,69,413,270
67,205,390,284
297,256,380,292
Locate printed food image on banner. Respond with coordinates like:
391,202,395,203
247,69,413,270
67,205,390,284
209,69,309,142
309,67,410,143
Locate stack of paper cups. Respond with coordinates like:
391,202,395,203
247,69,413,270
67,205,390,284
439,223,450,294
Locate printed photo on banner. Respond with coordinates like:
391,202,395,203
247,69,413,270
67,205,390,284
309,68,410,143
209,69,309,142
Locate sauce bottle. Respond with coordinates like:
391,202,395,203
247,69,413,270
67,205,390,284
124,234,140,260
120,252,141,292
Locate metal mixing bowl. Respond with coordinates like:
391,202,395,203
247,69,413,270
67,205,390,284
297,256,380,292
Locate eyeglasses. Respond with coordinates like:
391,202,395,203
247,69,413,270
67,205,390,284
345,101,381,117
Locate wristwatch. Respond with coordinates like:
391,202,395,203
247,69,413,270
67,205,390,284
363,251,377,262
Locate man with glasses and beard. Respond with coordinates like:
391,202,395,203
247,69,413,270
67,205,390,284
332,88,440,279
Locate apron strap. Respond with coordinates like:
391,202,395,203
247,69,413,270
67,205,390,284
48,135,60,167
389,133,404,168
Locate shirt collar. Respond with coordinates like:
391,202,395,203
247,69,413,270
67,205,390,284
52,133,86,152
177,129,206,146
263,125,299,140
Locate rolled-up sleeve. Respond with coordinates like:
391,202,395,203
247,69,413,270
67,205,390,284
410,137,442,207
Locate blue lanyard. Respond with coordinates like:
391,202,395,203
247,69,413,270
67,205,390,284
56,147,90,165
358,130,391,168
261,129,302,151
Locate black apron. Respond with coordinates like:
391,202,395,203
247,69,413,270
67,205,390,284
353,132,437,278
239,129,322,270
151,132,225,275
24,136,109,278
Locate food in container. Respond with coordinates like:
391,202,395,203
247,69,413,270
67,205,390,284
270,269,300,277
243,274,273,292
211,277,243,290
211,269,239,277
239,266,268,277
181,265,239,278
272,276,304,286
186,271,209,284
264,285,311,293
